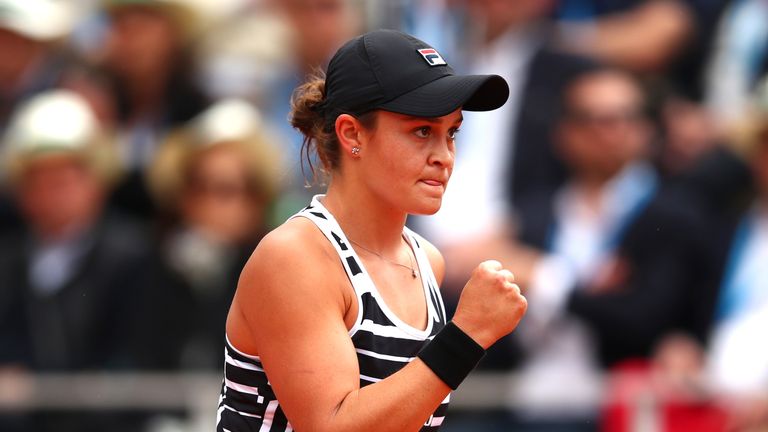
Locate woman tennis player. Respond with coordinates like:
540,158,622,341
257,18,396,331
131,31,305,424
217,29,527,432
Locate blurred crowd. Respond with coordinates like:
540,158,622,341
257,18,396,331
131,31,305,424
0,0,766,431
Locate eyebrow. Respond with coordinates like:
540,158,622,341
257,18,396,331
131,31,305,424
401,114,464,124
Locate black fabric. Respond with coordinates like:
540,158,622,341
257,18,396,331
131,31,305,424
0,215,190,371
417,321,485,390
0,215,192,432
321,30,509,122
346,255,362,275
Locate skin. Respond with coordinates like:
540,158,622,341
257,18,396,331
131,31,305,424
274,0,360,69
16,155,105,241
557,70,651,189
226,108,527,431
556,0,693,73
181,144,264,245
464,0,555,43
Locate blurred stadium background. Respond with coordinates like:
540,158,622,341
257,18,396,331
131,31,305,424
1,0,767,431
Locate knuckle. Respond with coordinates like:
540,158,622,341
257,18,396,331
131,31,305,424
494,273,507,284
499,269,515,282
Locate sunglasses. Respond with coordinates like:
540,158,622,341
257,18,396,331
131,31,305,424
565,108,644,127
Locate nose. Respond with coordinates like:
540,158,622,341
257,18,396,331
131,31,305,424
428,137,455,169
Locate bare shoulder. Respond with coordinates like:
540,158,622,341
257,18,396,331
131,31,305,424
413,233,446,286
239,216,342,295
250,217,329,263
228,216,349,351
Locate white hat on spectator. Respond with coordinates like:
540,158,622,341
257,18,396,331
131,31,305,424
2,89,119,184
0,0,78,41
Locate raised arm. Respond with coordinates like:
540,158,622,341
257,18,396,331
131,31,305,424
227,221,527,432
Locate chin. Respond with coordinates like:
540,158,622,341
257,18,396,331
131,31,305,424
410,197,443,216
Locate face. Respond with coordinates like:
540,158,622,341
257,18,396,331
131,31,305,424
558,71,650,182
102,7,180,81
355,109,462,215
181,144,265,245
278,0,358,67
17,155,104,240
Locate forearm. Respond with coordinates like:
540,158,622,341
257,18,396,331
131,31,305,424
328,359,451,432
564,0,693,71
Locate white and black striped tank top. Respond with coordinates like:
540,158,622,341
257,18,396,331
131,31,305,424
217,195,450,431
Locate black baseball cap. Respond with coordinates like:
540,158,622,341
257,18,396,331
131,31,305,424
317,29,509,122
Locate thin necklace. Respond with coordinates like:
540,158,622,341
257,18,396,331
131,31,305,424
348,237,419,279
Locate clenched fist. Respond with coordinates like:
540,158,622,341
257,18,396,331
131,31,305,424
451,260,527,349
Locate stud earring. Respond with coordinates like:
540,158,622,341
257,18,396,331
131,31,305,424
351,146,360,155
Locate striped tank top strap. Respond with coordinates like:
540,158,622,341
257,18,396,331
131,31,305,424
289,195,369,286
403,227,448,327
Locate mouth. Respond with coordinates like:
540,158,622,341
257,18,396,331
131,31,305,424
419,179,446,188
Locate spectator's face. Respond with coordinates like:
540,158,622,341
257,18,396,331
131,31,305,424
102,7,180,81
181,144,264,245
278,0,358,68
558,71,650,182
16,155,104,239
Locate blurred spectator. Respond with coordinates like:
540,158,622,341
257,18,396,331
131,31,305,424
0,0,93,234
704,78,768,431
147,98,284,369
0,0,80,130
499,67,714,429
550,0,735,231
98,0,209,219
0,89,185,431
603,77,768,432
194,0,363,220
272,0,362,74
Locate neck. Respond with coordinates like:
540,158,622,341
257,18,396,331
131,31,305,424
322,178,408,256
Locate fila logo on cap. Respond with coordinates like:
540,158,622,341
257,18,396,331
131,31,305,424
417,48,447,66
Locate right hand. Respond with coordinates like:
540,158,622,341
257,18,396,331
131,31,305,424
451,260,527,349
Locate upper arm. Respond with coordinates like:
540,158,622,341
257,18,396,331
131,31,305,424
420,237,446,286
228,222,360,430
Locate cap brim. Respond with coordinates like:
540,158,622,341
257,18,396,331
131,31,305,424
378,74,509,118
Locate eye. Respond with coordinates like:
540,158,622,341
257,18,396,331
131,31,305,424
414,126,431,138
448,128,460,140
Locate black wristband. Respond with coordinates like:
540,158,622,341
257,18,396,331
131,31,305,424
417,321,486,390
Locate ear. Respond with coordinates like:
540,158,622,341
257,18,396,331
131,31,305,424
335,114,365,156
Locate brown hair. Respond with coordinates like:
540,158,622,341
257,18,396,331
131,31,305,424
289,70,376,185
